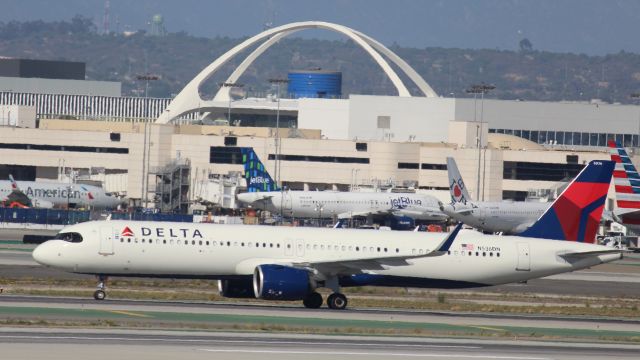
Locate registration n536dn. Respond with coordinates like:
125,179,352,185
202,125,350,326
33,160,624,310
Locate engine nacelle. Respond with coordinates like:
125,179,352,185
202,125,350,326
253,264,311,301
218,279,256,298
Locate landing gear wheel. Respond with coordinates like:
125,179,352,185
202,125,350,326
327,293,348,310
94,275,108,301
302,292,323,309
93,289,106,300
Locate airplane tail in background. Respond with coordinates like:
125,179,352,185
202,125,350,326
446,157,472,204
8,175,19,191
608,140,640,210
240,148,280,193
518,160,614,243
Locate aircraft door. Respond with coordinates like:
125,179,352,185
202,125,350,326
99,227,115,255
516,242,530,271
283,191,293,211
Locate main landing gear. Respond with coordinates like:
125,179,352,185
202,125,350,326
327,293,347,310
93,275,108,300
301,292,348,310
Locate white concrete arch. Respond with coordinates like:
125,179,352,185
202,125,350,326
156,21,437,124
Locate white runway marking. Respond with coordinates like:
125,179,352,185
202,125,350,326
0,334,479,349
198,348,551,360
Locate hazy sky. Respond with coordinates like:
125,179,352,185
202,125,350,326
2,0,639,55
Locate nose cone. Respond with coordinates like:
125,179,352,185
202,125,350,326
32,241,59,267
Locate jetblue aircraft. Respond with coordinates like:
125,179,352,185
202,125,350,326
33,160,624,310
608,140,640,232
0,176,122,209
236,148,446,222
440,157,550,234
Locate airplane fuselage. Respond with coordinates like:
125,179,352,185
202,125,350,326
443,201,549,234
238,191,447,221
33,220,620,289
0,181,121,209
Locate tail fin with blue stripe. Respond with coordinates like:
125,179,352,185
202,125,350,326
240,148,280,193
518,160,614,243
608,140,640,209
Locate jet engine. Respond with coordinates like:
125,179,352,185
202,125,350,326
218,279,255,298
253,264,311,300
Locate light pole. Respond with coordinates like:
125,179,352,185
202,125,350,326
219,82,244,123
269,78,289,224
466,83,495,200
268,78,289,185
136,74,159,99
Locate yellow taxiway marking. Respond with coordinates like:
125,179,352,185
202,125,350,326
107,310,152,318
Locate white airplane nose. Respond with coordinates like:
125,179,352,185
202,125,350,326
32,241,57,266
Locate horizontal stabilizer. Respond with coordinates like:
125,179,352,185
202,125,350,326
559,249,626,259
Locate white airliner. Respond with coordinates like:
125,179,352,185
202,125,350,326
0,176,122,209
32,160,624,310
440,157,550,234
236,148,446,222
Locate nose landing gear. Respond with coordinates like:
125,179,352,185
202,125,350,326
93,275,108,300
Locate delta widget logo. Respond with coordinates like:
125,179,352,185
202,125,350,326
121,226,134,237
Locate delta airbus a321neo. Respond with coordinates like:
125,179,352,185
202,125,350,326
33,160,624,310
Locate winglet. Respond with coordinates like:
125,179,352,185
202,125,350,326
446,157,472,204
437,222,463,252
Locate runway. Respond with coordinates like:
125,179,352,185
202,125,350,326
0,327,639,360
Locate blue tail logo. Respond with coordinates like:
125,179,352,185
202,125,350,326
518,160,614,243
241,148,280,192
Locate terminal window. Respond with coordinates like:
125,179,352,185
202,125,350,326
209,146,242,164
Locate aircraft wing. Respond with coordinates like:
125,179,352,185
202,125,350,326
292,223,462,276
337,210,387,219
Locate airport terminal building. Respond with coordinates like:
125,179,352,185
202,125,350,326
1,21,639,213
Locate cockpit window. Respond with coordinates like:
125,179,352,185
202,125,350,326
54,232,83,243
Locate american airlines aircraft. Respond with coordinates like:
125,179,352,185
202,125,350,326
236,148,446,221
32,160,624,310
608,140,640,231
440,157,550,234
0,176,122,209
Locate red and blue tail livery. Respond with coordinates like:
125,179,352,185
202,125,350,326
518,160,614,243
608,140,640,209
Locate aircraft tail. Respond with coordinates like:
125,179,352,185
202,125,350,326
240,148,280,193
608,140,640,210
518,160,614,243
8,174,19,191
446,157,472,204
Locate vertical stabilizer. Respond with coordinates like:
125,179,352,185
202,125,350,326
518,160,614,243
240,148,280,193
608,140,640,209
446,157,472,204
